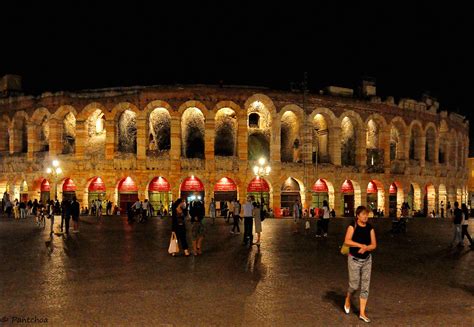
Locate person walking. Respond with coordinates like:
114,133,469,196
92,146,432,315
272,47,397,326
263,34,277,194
292,199,301,233
452,201,463,247
71,196,80,233
209,198,216,225
242,196,254,246
13,199,20,219
321,200,331,237
343,206,377,323
61,198,69,232
19,200,26,219
227,200,234,223
461,203,473,248
231,199,241,234
142,199,150,222
440,201,445,219
63,198,72,236
253,201,262,246
190,199,205,255
171,198,190,256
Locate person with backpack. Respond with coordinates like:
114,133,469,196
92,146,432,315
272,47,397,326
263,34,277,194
461,203,473,249
452,201,463,247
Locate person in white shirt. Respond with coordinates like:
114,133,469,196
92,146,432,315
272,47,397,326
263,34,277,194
242,196,254,245
293,200,301,233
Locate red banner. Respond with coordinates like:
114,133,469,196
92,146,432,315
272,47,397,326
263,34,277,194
389,183,397,194
41,179,50,192
312,179,328,192
367,181,377,194
118,177,138,193
62,178,77,192
149,176,171,192
214,177,237,192
89,177,106,192
341,180,354,193
247,177,269,193
181,176,204,192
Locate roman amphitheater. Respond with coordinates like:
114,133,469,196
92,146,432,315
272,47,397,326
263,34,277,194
0,76,469,217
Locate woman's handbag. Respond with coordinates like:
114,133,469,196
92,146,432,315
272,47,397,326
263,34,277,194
168,232,179,254
340,221,357,256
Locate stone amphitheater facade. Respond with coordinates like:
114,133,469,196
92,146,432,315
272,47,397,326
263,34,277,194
0,84,469,217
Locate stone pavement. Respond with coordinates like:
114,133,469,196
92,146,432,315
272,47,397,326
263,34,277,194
0,215,473,326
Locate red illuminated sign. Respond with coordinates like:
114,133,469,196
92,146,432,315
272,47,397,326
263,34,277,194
367,181,377,194
341,180,354,193
89,177,106,192
247,177,269,193
41,179,50,192
149,176,171,192
312,179,328,192
181,176,204,192
389,183,397,194
214,177,237,192
62,178,77,192
118,177,138,192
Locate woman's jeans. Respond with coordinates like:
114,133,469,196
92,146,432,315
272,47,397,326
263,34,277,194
175,224,188,250
347,255,372,299
452,224,462,244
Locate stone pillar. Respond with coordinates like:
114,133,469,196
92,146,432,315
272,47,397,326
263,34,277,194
356,129,367,168
170,115,181,171
272,187,281,215
434,135,440,170
136,117,147,161
419,136,426,168
105,120,116,161
328,126,341,166
302,121,313,164
380,130,391,170
48,118,62,157
270,115,281,163
334,189,342,217
27,123,36,161
205,118,215,171
75,119,86,160
9,127,18,154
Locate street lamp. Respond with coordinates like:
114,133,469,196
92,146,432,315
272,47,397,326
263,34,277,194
46,160,62,200
253,157,271,209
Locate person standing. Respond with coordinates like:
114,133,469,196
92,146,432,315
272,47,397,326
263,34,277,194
440,201,445,219
253,201,262,246
227,200,234,223
63,198,72,235
321,200,331,237
142,199,150,222
209,198,216,225
71,196,80,233
461,203,473,248
292,199,301,233
231,199,241,234
171,198,190,256
191,199,205,255
452,201,463,247
242,196,254,246
19,200,26,219
343,206,377,323
61,198,69,232
13,199,20,219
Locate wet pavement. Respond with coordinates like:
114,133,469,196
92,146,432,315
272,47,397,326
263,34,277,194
1,215,473,326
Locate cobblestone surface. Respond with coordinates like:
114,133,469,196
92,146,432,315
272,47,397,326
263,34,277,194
1,215,473,326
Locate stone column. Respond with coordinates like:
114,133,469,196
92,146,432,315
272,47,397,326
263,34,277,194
272,187,281,215
302,121,313,164
380,130,391,170
270,115,281,163
334,189,342,217
170,115,181,171
136,117,147,161
328,126,341,166
9,127,18,154
48,118,62,157
237,116,248,161
205,118,215,171
75,119,86,160
356,129,367,168
27,123,36,161
419,136,426,168
105,120,116,161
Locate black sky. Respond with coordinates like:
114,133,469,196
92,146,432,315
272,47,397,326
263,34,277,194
2,1,474,152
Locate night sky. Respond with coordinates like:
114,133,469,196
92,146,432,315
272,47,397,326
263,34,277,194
2,2,473,152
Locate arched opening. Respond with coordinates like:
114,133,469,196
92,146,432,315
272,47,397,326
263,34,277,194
62,178,77,201
280,177,301,216
214,177,237,202
248,113,260,128
389,183,397,217
40,179,50,204
248,101,271,161
407,183,421,212
456,187,462,204
148,108,171,156
117,177,138,214
438,184,447,218
341,117,356,166
62,112,76,154
311,178,335,214
36,114,50,153
367,180,385,216
390,126,400,161
215,108,237,157
20,180,28,202
247,177,270,210
148,176,172,214
425,127,436,163
180,176,205,203
12,115,28,153
312,114,330,164
280,111,300,163
409,124,423,162
87,177,106,211
182,108,205,159
342,180,355,217
118,110,137,153
366,119,384,170
423,183,436,216
86,109,106,156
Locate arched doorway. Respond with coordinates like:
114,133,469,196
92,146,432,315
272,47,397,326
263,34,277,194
367,181,378,216
20,180,28,202
424,183,436,216
40,179,50,204
407,183,421,212
62,178,77,201
389,183,398,218
342,180,355,217
88,177,106,211
214,177,237,202
311,179,329,216
247,177,270,209
118,177,138,214
438,184,447,218
180,176,205,203
281,177,301,216
148,176,172,214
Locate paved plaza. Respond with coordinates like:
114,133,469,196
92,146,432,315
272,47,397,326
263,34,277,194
0,215,473,326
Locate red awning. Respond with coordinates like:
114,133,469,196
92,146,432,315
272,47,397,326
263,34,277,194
389,183,397,194
367,181,377,194
89,177,106,192
312,179,328,192
247,177,270,193
214,177,237,192
118,177,138,193
181,176,204,192
341,180,354,193
149,176,171,192
41,179,50,192
63,178,77,192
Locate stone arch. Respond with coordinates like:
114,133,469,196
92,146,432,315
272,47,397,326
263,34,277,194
389,181,404,217
341,179,362,217
438,184,447,217
0,115,11,152
311,178,335,210
214,107,237,156
448,129,457,167
280,176,305,216
147,107,171,155
339,111,364,166
390,117,407,161
365,114,387,149
424,123,437,163
247,98,272,161
31,107,51,153
407,182,422,211
310,108,336,164
438,120,449,165
111,103,139,154
181,107,205,159
408,121,423,162
11,111,28,153
424,183,436,216
84,106,106,157
367,179,385,214
280,109,301,163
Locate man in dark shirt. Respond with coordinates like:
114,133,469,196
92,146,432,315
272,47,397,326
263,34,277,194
452,201,463,247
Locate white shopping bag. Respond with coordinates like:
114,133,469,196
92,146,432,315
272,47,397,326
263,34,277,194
168,232,179,254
